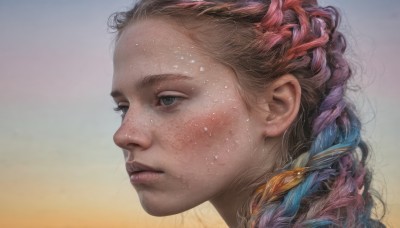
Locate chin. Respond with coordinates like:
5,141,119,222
139,198,186,217
141,203,186,217
139,195,200,217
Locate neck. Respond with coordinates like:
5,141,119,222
210,185,254,228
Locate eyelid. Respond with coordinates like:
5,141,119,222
157,91,189,98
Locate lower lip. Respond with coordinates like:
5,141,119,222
130,171,163,184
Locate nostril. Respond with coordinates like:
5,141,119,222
113,126,152,151
112,114,153,150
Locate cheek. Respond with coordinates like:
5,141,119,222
162,107,238,157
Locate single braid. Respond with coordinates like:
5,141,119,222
249,1,382,227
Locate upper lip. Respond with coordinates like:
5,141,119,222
126,161,163,175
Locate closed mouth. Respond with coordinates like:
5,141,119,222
126,161,164,176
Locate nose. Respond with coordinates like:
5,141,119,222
113,112,153,151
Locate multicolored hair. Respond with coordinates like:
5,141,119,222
109,0,385,227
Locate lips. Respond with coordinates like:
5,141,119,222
126,161,164,184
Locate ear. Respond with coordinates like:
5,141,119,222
258,74,301,137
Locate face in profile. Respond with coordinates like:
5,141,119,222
111,18,276,216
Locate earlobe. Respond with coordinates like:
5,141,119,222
261,74,301,137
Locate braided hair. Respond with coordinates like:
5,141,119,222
109,0,385,227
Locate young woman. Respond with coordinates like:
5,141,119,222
109,0,385,227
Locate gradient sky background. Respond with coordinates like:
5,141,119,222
0,0,399,227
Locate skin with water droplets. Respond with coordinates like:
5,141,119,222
112,18,277,218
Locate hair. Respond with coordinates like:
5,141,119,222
109,0,385,227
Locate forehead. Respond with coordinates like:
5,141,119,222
114,18,197,63
111,17,244,101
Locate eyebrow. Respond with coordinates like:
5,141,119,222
110,73,192,98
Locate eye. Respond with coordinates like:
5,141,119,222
155,92,187,109
113,105,129,118
158,96,178,107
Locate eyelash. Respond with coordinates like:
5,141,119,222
113,94,185,117
113,105,129,118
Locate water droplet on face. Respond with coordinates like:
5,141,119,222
150,119,154,123
190,59,196,63
224,85,228,89
246,118,250,122
203,127,208,132
173,65,179,69
199,66,205,72
214,155,218,160
180,56,185,60
135,43,139,46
